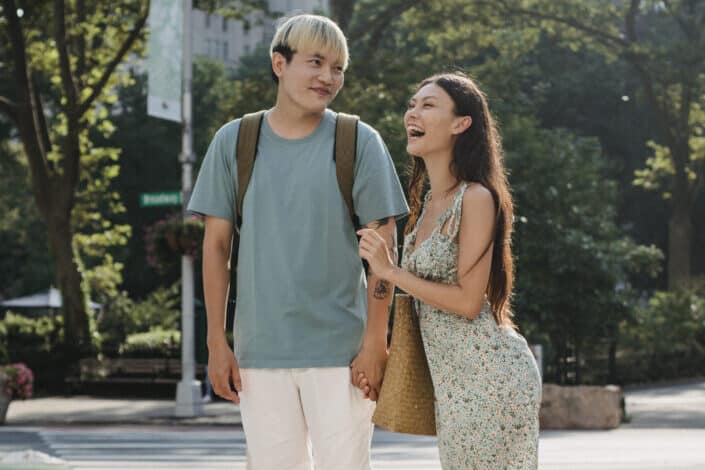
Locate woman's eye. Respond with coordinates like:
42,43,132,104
423,103,433,108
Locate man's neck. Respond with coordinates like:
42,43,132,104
268,97,326,140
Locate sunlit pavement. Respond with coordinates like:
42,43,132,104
1,380,703,469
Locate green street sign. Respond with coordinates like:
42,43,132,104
140,191,182,207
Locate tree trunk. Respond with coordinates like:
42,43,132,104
668,149,693,289
47,210,91,358
607,338,617,385
668,202,692,289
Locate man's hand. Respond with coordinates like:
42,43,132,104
350,342,388,401
208,339,241,404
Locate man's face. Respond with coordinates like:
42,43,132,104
273,48,345,113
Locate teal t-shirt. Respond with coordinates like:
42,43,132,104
188,109,409,368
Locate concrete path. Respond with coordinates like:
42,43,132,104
0,380,703,469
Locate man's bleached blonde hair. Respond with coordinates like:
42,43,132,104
270,14,349,74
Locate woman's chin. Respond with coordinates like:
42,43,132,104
406,142,423,156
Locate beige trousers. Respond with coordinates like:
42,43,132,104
239,367,376,470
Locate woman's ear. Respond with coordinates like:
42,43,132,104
451,116,472,135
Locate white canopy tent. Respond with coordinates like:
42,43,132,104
0,287,102,311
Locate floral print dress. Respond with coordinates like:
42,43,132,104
401,182,542,469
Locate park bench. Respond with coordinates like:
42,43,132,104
66,357,207,389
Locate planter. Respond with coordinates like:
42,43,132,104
539,384,623,429
145,214,204,273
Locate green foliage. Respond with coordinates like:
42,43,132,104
105,59,230,297
0,0,149,354
0,326,9,364
0,312,63,354
97,284,181,356
504,116,663,383
635,100,705,198
0,143,53,298
120,328,181,358
619,280,705,382
0,311,67,392
100,71,182,297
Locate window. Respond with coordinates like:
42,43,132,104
205,14,211,28
222,17,227,32
224,41,229,60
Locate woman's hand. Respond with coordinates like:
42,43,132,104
357,228,396,279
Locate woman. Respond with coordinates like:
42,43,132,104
357,72,542,469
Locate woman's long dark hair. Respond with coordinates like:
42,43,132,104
405,72,515,327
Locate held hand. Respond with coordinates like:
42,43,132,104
357,229,395,279
350,342,388,402
208,340,241,404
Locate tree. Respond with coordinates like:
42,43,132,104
0,0,149,357
104,57,235,299
469,0,705,288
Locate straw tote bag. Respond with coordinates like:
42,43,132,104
372,293,436,435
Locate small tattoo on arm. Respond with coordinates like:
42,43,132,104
374,280,391,299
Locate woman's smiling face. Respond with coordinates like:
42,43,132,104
404,82,471,158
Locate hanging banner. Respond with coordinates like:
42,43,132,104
147,0,183,122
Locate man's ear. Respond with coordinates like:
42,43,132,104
271,52,287,80
451,116,472,135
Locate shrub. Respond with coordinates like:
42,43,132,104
120,328,180,358
97,283,180,356
0,363,34,399
0,312,65,393
618,280,705,383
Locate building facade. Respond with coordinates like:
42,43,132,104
192,0,329,70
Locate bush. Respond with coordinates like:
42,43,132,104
0,363,34,400
97,283,180,356
618,281,705,383
120,328,180,358
0,311,63,355
0,311,65,393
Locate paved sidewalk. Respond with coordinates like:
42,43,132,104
5,379,705,428
4,396,241,426
0,380,703,469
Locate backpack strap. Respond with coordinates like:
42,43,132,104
236,110,265,228
334,112,359,228
226,110,264,323
227,111,360,321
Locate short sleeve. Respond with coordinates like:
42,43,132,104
352,124,410,226
187,120,240,222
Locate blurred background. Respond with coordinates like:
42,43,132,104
0,0,703,398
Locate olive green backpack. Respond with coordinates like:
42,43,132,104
226,111,360,318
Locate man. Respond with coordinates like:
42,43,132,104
188,14,408,470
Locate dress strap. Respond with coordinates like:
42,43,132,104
440,182,468,239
